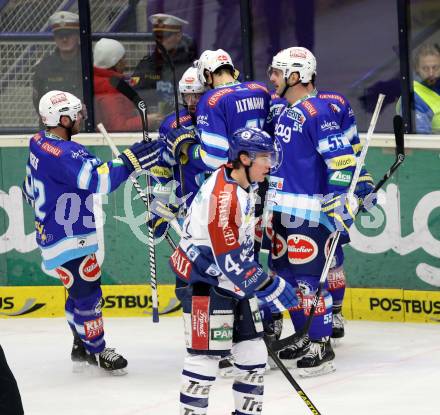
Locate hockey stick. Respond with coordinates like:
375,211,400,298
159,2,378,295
268,94,386,353
264,337,321,415
109,76,184,236
154,40,190,217
100,79,161,323
372,114,405,194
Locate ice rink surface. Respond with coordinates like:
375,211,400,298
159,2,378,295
1,317,439,415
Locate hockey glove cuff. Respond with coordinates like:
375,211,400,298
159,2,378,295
119,140,164,173
255,275,299,313
355,172,377,212
322,193,356,235
165,127,197,165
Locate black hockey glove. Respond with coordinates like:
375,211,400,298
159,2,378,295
119,140,164,173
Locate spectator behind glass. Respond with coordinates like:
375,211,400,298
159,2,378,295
32,11,82,114
93,38,145,132
132,13,197,130
412,43,440,133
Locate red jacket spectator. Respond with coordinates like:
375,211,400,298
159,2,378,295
93,38,142,132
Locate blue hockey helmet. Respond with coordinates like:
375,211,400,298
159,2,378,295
229,127,278,167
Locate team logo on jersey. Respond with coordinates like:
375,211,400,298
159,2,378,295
41,141,62,157
55,266,74,289
301,100,317,117
207,88,234,107
329,103,341,114
287,234,318,264
246,83,269,93
320,121,340,131
79,254,101,282
318,93,345,105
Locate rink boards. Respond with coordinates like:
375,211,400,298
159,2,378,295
0,284,439,324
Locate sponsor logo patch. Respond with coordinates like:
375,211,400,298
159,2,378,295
210,323,233,341
329,170,353,186
79,254,101,282
301,100,317,116
329,155,356,169
287,234,318,264
84,317,104,339
170,248,192,280
328,266,346,290
318,93,345,105
55,266,74,289
246,82,269,93
171,114,192,129
320,120,339,131
191,296,209,350
41,142,62,157
207,88,234,107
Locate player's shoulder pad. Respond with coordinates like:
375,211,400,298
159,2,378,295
243,81,270,94
203,86,236,108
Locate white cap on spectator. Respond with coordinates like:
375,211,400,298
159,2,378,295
49,11,79,32
149,13,188,32
94,38,126,69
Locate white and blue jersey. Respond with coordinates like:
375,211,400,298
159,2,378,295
195,81,271,170
23,131,130,270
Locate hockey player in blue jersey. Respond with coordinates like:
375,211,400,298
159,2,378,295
164,49,271,173
169,127,298,415
22,90,163,373
266,47,360,376
153,66,209,234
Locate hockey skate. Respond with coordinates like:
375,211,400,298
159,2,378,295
87,348,128,376
331,313,345,340
71,333,88,372
218,354,237,377
277,334,310,369
297,339,335,377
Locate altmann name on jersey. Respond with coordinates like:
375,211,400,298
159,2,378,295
236,97,265,113
329,170,353,186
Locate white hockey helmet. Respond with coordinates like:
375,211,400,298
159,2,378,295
270,47,316,83
196,49,234,85
179,67,206,94
39,90,83,127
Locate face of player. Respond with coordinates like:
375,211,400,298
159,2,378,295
268,67,286,96
249,153,272,183
416,54,440,86
182,93,203,114
54,30,80,55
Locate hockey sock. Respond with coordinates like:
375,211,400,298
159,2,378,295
180,354,218,415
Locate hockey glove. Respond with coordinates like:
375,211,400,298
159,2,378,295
119,140,164,173
321,193,356,235
355,171,377,212
165,127,197,165
255,275,299,314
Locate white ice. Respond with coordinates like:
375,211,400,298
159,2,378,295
1,317,439,415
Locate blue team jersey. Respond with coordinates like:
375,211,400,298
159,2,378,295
23,131,130,269
196,81,271,169
158,109,212,208
269,94,357,230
